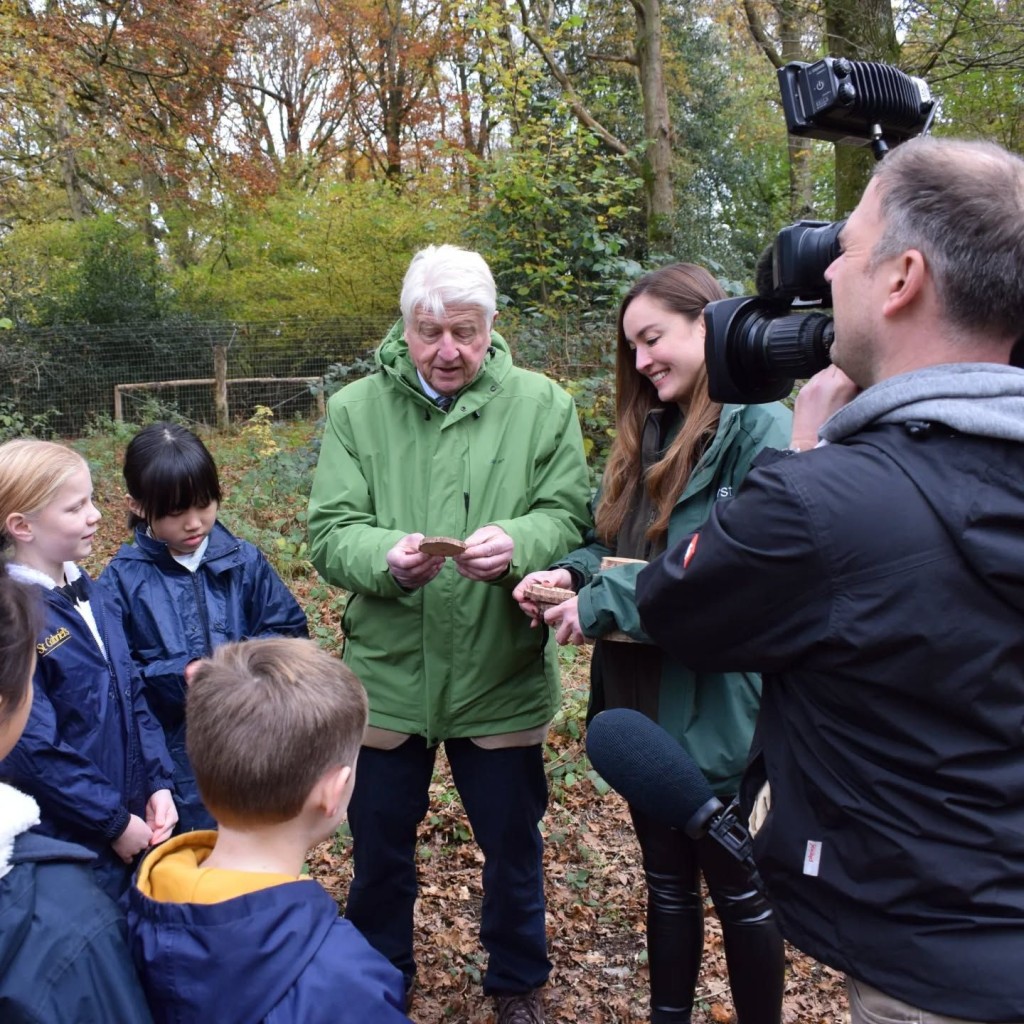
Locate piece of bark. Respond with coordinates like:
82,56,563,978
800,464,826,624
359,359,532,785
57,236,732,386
419,536,467,556
523,583,575,608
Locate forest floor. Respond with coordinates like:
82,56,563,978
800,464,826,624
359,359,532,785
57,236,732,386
298,639,852,1024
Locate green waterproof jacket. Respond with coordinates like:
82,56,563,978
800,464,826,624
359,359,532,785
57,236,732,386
307,322,592,745
557,401,792,796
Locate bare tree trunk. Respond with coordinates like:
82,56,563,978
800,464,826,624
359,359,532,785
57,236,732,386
382,14,405,181
635,0,674,253
778,3,816,219
743,0,820,220
514,0,673,254
452,35,491,207
56,99,92,221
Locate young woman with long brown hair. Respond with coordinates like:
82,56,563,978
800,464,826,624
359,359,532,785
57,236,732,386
515,263,791,1023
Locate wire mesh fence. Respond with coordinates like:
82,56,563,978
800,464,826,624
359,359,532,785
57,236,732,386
1,316,388,436
0,314,615,438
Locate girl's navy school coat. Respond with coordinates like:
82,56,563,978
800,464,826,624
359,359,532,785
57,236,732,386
98,521,309,829
0,570,175,898
100,521,309,731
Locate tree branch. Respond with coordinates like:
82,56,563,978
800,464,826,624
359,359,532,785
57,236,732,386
223,76,289,106
915,1,968,76
744,0,782,69
514,0,632,160
586,50,638,67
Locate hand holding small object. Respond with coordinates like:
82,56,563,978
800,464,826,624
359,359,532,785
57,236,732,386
453,525,514,581
387,533,445,589
112,814,153,863
146,788,178,845
513,569,574,626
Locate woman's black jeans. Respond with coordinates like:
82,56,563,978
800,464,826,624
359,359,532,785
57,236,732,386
630,805,785,1024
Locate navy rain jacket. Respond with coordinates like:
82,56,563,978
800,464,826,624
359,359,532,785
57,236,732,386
98,522,308,828
127,872,408,1023
637,365,1024,1020
0,572,175,897
0,830,154,1023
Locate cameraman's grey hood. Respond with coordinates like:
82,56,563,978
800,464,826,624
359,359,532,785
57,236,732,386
819,362,1024,613
819,363,1024,444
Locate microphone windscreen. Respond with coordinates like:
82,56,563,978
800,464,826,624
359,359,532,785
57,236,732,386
754,243,776,298
586,708,716,832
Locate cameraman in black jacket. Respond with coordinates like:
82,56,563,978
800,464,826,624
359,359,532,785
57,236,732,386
637,135,1024,1024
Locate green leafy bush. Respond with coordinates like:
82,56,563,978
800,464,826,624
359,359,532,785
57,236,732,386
0,400,58,442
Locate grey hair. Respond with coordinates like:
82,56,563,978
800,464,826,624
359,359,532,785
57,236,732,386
869,136,1024,341
400,244,497,323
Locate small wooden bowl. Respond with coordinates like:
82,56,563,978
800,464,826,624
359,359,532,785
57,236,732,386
523,583,575,609
419,536,467,557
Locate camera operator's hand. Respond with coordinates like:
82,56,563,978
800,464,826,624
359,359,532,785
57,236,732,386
791,366,859,451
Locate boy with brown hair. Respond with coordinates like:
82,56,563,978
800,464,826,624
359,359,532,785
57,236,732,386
126,637,409,1023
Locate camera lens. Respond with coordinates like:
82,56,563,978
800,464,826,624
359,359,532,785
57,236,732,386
705,297,834,404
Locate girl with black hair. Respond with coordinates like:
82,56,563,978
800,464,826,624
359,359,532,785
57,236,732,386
99,422,308,831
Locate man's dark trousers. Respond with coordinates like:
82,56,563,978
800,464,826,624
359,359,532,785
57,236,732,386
345,735,552,995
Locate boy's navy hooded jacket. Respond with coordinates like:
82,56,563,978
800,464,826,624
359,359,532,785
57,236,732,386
0,565,174,898
127,833,409,1023
98,522,308,828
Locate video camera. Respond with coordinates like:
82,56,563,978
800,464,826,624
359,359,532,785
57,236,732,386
705,57,937,404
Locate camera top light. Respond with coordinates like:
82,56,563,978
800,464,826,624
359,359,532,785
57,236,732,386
778,57,935,148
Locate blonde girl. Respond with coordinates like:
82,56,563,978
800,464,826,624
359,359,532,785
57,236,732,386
0,439,176,897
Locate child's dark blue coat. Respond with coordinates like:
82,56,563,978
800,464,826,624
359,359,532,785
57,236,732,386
99,521,308,829
0,570,175,897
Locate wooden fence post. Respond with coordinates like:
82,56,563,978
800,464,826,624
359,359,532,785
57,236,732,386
213,343,229,428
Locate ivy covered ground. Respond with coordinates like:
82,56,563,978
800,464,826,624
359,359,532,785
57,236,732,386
78,415,850,1024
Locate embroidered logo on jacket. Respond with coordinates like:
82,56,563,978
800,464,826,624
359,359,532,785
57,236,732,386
37,626,71,656
683,533,699,569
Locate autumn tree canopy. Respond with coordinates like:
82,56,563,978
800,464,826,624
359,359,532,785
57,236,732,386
0,0,1019,323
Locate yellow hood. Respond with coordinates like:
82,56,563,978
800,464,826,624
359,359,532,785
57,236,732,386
136,831,302,904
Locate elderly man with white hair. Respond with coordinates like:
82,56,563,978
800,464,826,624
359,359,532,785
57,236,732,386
308,244,591,1024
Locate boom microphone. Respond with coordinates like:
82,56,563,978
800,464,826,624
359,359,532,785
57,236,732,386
586,708,761,885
